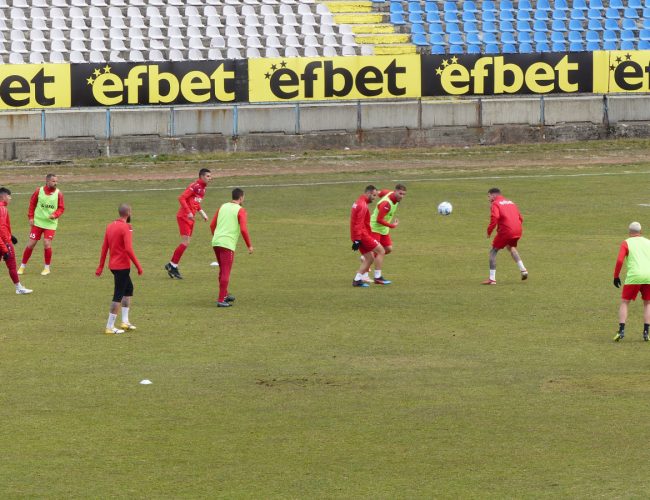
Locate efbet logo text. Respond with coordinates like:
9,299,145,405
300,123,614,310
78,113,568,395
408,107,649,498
608,53,650,90
265,59,407,99
85,64,236,105
434,55,581,95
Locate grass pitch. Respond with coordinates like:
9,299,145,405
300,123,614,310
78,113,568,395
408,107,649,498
2,141,650,497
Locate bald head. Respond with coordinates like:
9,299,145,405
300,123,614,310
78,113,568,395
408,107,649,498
629,221,642,234
118,204,131,217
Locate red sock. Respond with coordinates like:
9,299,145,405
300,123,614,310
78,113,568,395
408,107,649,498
44,248,52,266
21,246,33,265
171,243,188,265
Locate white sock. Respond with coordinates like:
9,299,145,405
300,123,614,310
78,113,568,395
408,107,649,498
19,263,25,268
374,270,382,279
517,260,526,272
106,313,117,330
362,272,369,279
354,273,363,281
44,265,50,270
169,262,178,268
15,283,21,290
489,270,496,281
121,307,129,324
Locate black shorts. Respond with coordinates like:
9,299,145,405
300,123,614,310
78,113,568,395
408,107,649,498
111,269,134,302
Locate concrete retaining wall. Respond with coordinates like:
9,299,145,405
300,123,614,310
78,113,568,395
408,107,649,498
1,95,650,160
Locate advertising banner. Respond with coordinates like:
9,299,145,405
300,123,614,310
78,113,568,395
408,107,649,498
70,59,248,106
0,64,70,109
421,52,594,96
592,50,650,93
248,55,421,102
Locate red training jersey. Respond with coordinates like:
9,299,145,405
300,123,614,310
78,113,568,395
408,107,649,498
487,195,523,237
375,192,399,229
0,201,12,254
177,179,207,218
28,185,65,220
614,239,633,278
96,219,143,273
350,195,372,241
209,206,252,248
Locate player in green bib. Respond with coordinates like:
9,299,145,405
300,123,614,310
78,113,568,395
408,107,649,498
209,188,254,307
613,221,650,341
18,174,65,276
362,184,407,285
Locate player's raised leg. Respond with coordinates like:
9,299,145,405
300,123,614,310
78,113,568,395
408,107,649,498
508,245,528,280
371,244,391,285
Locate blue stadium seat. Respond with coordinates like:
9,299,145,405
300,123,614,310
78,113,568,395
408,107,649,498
426,11,441,22
518,31,533,42
586,40,601,49
483,32,498,43
517,10,532,21
552,19,567,31
519,42,534,52
639,39,650,48
425,1,438,11
502,31,516,43
463,1,478,13
568,19,583,31
444,1,458,13
482,10,497,21
412,23,426,34
536,41,551,51
449,33,464,44
538,0,552,11
645,0,650,8
483,20,498,32
519,0,534,11
574,0,588,10
467,43,481,53
409,1,424,13
483,0,497,12
570,41,584,50
641,28,650,40
533,20,548,31
450,44,464,53
444,11,458,22
500,10,515,21
534,31,549,42
446,22,461,34
503,43,517,52
623,18,637,30
429,22,444,34
603,40,618,49
586,30,601,42
603,30,618,42
643,8,650,19
431,45,446,53
621,29,636,41
390,1,405,13
588,19,604,30
517,20,533,31
500,0,514,12
552,41,567,51
390,12,406,23
605,19,620,31
430,33,446,44
462,11,477,22
551,31,567,42
570,9,586,20
587,9,602,20
409,12,424,23
605,8,620,19
500,20,515,32
412,33,429,45
589,0,604,8
485,42,500,53
534,10,549,20
553,10,568,20
467,32,482,44
621,40,635,49
624,7,639,19
610,0,624,8
465,21,479,33
569,31,583,42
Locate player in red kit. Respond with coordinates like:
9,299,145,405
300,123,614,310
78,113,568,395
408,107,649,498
165,168,212,279
0,187,32,295
350,185,386,287
96,204,143,335
482,187,528,285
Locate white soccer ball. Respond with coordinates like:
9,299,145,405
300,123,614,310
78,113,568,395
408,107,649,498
437,201,453,216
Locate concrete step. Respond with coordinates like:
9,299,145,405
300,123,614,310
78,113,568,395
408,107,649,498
350,23,395,34
323,1,374,13
333,12,384,23
372,44,417,54
355,33,410,44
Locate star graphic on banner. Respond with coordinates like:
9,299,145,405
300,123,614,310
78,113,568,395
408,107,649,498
280,61,287,68
265,72,271,79
271,64,277,70
616,56,622,63
610,65,615,71
625,53,632,60
86,76,95,85
103,64,112,73
93,68,101,77
442,59,449,67
450,56,458,64
436,67,443,75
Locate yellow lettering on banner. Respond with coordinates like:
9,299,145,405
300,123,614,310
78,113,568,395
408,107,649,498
248,55,420,102
493,57,524,93
555,56,579,92
469,58,492,94
598,50,650,92
93,73,123,105
0,64,70,109
211,65,236,102
124,66,147,104
181,71,211,103
525,62,555,93
441,65,470,95
148,66,179,104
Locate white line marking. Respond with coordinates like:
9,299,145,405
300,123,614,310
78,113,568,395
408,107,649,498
10,169,650,195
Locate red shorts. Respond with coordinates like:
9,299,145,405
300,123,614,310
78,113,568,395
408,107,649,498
492,233,520,250
358,235,380,255
177,215,195,237
29,226,56,241
622,284,650,301
371,232,392,248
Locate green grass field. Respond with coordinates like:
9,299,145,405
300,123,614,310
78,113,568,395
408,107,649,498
3,141,650,497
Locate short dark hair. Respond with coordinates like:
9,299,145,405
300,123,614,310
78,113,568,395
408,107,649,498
395,183,407,191
118,203,131,217
364,185,376,193
232,188,244,200
199,168,211,178
0,187,11,196
46,173,56,181
488,188,501,194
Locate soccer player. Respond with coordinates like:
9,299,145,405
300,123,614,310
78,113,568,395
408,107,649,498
165,168,212,279
364,183,407,284
210,188,253,308
483,187,528,285
96,204,143,335
18,173,65,276
0,187,32,295
613,221,650,342
350,185,386,287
